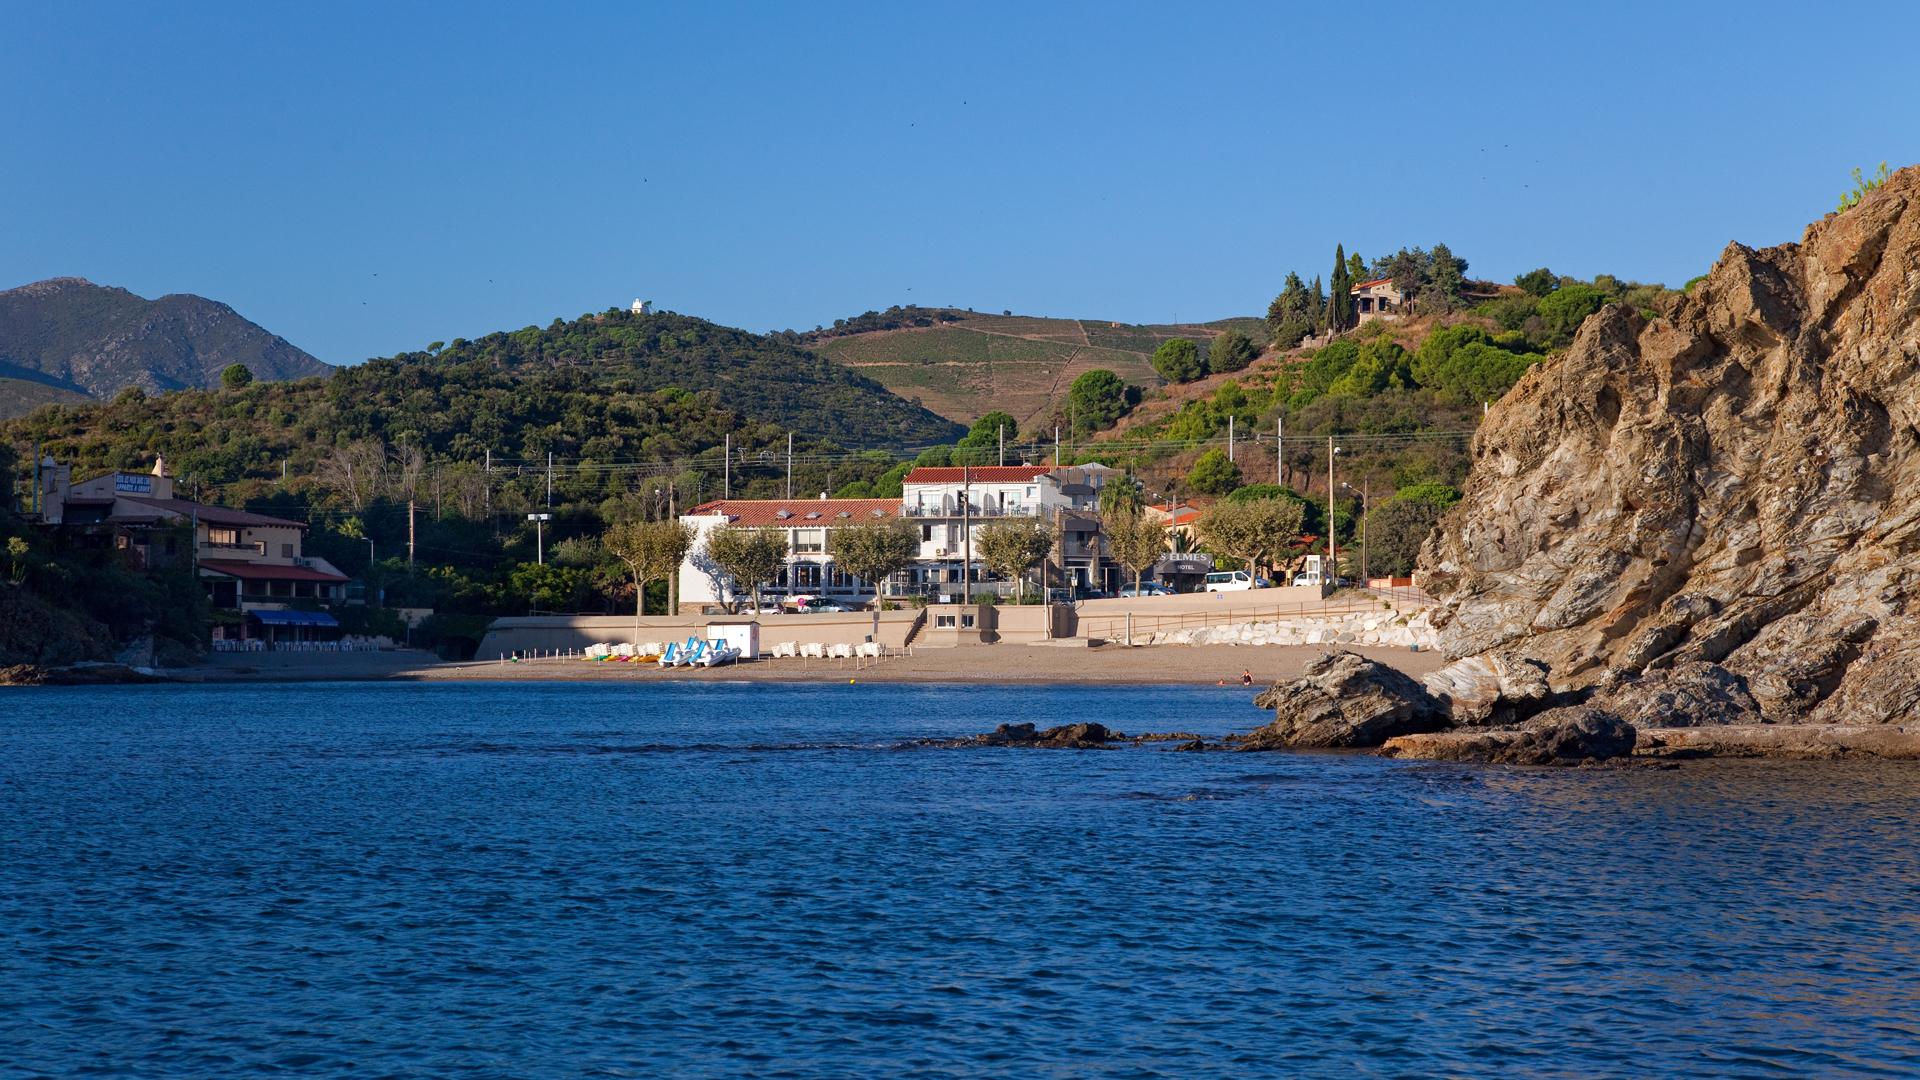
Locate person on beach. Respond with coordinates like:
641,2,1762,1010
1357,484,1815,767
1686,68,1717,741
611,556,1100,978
1240,670,1253,686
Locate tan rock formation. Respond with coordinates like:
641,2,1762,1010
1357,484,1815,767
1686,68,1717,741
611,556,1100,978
1420,166,1920,725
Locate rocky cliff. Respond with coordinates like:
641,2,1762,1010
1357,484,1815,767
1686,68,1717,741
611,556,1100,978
1419,166,1920,727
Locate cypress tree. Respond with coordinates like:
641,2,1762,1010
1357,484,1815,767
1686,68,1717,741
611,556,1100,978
1329,244,1353,331
1311,276,1326,332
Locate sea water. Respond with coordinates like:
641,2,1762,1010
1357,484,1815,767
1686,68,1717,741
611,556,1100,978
2,682,1917,1077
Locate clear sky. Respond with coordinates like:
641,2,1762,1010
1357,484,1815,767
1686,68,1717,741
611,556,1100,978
4,1,1915,365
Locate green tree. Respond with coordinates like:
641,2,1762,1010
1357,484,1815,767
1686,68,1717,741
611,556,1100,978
974,518,1053,601
1328,244,1353,331
1151,338,1205,383
1099,472,1144,516
1394,482,1462,509
1209,329,1258,374
6,536,29,586
1327,338,1413,398
1103,508,1165,596
1187,448,1242,495
1514,267,1558,297
1538,285,1611,345
1363,496,1448,577
1195,497,1306,578
220,364,254,389
1065,369,1134,435
603,519,693,630
828,519,919,620
1427,243,1468,311
1268,272,1316,340
704,527,789,614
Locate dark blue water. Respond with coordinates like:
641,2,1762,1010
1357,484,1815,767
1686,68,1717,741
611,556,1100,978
3,683,1918,1078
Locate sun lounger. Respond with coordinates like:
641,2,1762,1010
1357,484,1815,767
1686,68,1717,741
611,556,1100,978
801,643,826,659
772,641,798,658
855,642,882,658
829,643,854,659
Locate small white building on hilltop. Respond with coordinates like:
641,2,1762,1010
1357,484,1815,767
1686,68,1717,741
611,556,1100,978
630,298,653,315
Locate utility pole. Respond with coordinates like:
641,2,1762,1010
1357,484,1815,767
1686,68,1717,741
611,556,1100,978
1053,425,1060,468
1228,415,1235,463
723,433,730,499
1275,418,1283,486
545,452,553,508
1327,436,1339,580
30,438,39,516
407,500,416,569
786,432,793,499
998,423,1004,467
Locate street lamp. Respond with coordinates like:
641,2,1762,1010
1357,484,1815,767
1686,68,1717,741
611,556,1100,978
527,512,552,565
1342,479,1369,586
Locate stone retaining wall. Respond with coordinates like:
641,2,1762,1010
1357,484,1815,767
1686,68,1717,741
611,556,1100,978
1146,609,1437,649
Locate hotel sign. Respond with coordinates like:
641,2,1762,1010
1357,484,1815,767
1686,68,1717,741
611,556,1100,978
114,474,153,494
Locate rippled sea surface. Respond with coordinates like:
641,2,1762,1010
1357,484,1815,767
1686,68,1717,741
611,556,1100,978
4,682,1920,1077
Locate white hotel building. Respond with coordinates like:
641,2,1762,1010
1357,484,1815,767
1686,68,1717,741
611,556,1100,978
674,463,1119,612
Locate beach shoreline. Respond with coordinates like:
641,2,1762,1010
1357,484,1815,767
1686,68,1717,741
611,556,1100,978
159,643,1449,687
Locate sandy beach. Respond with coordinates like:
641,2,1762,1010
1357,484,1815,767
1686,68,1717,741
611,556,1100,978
175,643,1447,687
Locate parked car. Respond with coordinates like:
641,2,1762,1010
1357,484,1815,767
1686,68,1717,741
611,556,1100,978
1203,570,1262,592
797,598,852,613
1117,582,1174,598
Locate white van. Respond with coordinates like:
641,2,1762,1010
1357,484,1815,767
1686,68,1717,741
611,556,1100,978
1204,570,1255,592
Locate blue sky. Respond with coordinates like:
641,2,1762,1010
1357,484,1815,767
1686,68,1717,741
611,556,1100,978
3,2,1915,365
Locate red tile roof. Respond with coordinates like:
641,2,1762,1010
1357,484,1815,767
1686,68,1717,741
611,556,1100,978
1351,277,1395,291
684,498,901,527
903,466,1052,485
120,496,308,529
198,559,349,582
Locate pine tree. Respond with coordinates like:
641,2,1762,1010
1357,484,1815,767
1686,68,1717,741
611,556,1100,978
1347,251,1366,285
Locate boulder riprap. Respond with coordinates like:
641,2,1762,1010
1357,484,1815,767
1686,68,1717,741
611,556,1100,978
1419,164,1920,729
1244,650,1447,749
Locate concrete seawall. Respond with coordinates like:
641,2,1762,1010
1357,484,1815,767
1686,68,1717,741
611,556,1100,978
478,610,925,658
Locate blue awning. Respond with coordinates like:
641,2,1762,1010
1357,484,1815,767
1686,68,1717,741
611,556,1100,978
249,610,339,628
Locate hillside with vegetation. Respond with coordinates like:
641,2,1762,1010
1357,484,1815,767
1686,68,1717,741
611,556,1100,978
3,306,974,658
806,306,1266,431
0,277,332,417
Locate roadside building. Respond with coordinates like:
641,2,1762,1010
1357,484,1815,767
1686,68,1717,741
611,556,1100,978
33,456,353,647
1351,278,1404,324
900,463,1117,597
676,496,903,613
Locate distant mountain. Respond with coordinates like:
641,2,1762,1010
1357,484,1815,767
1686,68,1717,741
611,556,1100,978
0,277,331,416
806,306,1266,429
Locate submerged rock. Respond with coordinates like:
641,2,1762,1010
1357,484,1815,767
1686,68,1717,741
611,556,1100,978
1244,650,1447,749
928,721,1115,749
1381,707,1636,765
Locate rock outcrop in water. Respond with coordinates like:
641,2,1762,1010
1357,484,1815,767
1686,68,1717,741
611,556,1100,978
1419,166,1920,728
1244,651,1447,749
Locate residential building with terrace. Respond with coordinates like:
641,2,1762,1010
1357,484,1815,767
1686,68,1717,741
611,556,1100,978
32,456,354,647
1351,277,1405,324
